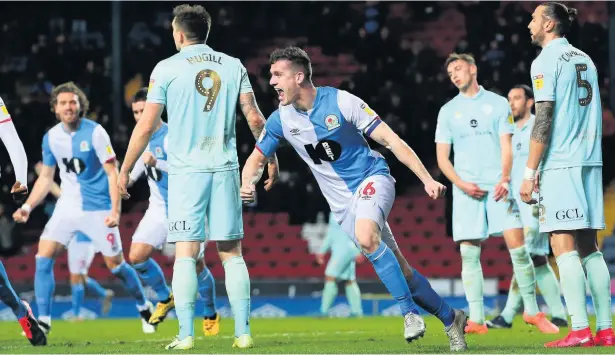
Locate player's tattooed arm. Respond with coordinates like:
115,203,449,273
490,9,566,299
239,92,279,188
526,101,554,170
239,93,267,141
531,101,555,144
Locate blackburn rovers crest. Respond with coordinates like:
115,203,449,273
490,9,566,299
325,114,340,131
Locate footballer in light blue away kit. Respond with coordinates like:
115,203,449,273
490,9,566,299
435,52,559,335
119,4,279,350
521,2,613,348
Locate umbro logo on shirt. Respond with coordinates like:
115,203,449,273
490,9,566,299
290,128,301,136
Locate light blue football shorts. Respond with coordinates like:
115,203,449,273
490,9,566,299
537,166,605,233
452,183,523,242
509,185,550,256
167,169,244,243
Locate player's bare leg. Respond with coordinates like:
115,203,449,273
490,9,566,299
103,253,154,334
355,219,425,343
503,228,558,334
196,257,219,336
393,249,467,350
130,243,173,325
457,239,487,334
69,274,86,321
218,240,253,348
165,241,199,350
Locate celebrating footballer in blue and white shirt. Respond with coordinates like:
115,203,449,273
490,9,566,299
241,47,468,352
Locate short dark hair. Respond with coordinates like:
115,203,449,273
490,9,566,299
444,52,476,69
541,2,577,36
172,4,212,43
269,46,313,82
511,84,534,100
133,87,148,103
50,81,90,116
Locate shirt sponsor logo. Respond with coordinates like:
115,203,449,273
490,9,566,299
555,208,584,221
169,220,191,233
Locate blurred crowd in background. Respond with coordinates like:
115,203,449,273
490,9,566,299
0,1,612,255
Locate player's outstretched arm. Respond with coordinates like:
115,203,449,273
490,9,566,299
34,162,61,198
0,116,29,202
13,164,56,223
0,119,28,186
368,121,446,199
239,92,279,189
240,148,268,204
520,101,554,204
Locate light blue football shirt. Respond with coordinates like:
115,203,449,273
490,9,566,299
511,115,535,192
147,44,253,174
530,37,602,170
435,86,514,185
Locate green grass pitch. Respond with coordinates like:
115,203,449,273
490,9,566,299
0,316,609,353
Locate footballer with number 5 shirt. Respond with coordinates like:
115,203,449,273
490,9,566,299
13,82,153,336
521,2,614,347
241,47,468,352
